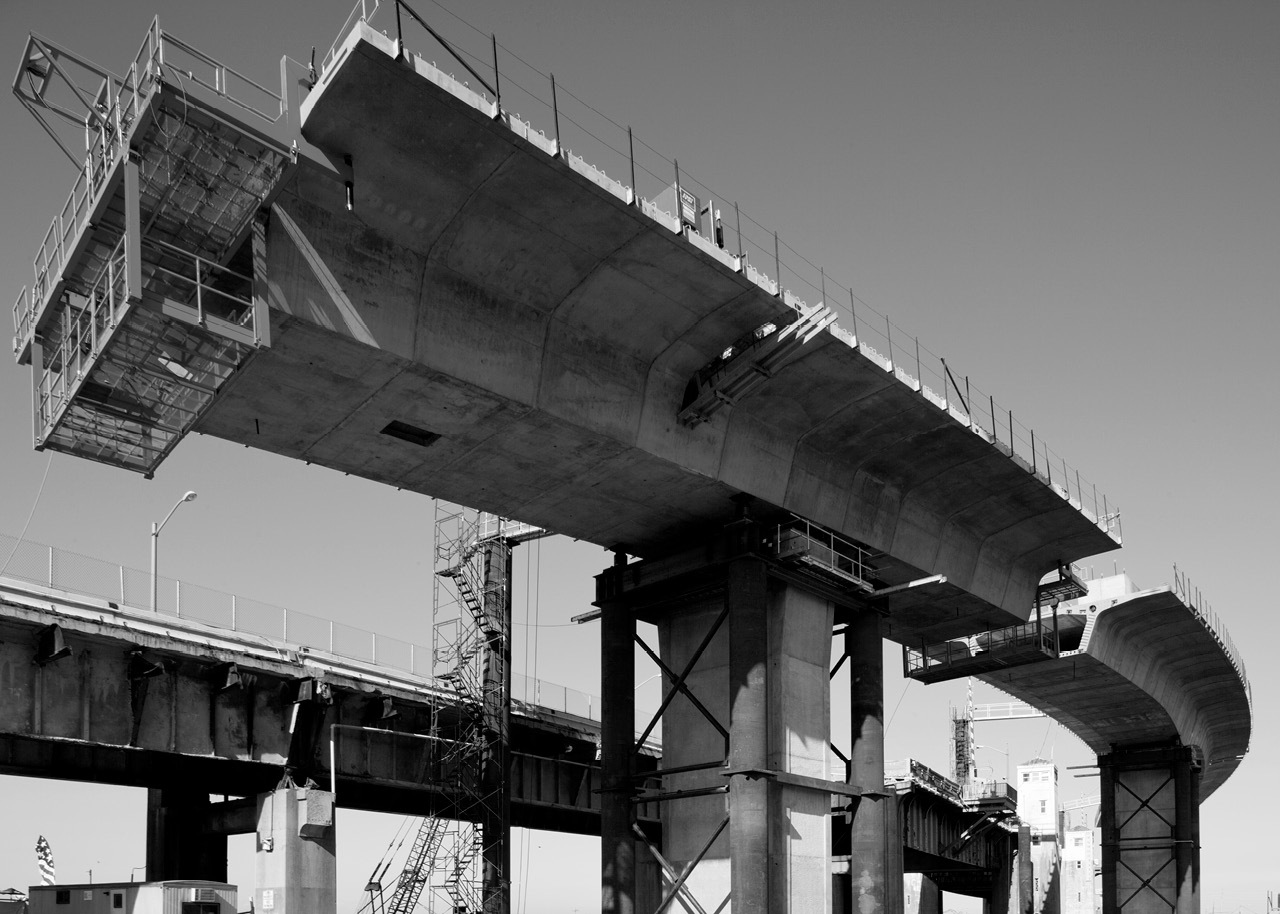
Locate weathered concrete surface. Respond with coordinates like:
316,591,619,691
186,22,1118,642
978,581,1250,798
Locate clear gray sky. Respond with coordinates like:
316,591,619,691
0,0,1275,911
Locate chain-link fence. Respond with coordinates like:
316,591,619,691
0,531,626,726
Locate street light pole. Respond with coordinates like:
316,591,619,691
150,491,197,614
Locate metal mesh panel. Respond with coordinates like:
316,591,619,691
174,579,235,628
371,634,416,673
330,618,373,662
0,536,53,587
284,607,333,652
121,566,151,609
232,596,287,640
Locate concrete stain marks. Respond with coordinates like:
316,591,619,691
412,263,546,405
716,409,801,509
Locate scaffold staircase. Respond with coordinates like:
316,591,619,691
380,816,447,914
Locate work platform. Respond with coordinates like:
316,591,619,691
13,24,288,473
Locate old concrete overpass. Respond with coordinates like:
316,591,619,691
6,8,1250,914
0,556,1019,909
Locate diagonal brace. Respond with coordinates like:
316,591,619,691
636,816,730,914
633,603,730,756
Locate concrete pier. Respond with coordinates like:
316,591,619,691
254,787,337,914
1099,744,1200,914
848,610,891,914
597,514,870,913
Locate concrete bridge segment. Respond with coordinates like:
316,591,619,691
182,20,1120,641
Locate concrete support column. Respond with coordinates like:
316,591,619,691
480,540,513,914
1099,745,1200,914
254,786,336,914
1173,755,1200,914
145,788,228,881
727,555,770,914
1017,825,1034,914
600,553,636,914
847,609,888,914
984,827,1015,914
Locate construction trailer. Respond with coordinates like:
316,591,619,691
26,881,235,914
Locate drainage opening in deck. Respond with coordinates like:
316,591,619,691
380,420,440,448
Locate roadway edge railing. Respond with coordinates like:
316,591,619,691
1170,563,1250,710
0,531,633,728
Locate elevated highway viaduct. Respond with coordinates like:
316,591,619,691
0,570,1018,911
7,10,1249,914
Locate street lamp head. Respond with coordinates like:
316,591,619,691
182,491,198,502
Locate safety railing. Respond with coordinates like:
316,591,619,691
885,759,964,803
313,0,1121,543
322,0,381,74
772,516,876,588
15,17,286,360
1171,564,1250,709
0,531,640,729
33,235,130,441
904,618,1056,679
139,235,259,334
961,778,1017,806
19,106,130,356
156,26,285,125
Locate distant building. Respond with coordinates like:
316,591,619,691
1017,758,1061,914
1061,825,1099,914
0,887,28,914
26,881,235,914
1017,757,1059,837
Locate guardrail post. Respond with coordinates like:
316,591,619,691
551,73,561,157
491,34,500,114
627,127,636,205
231,595,237,631
774,231,781,296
